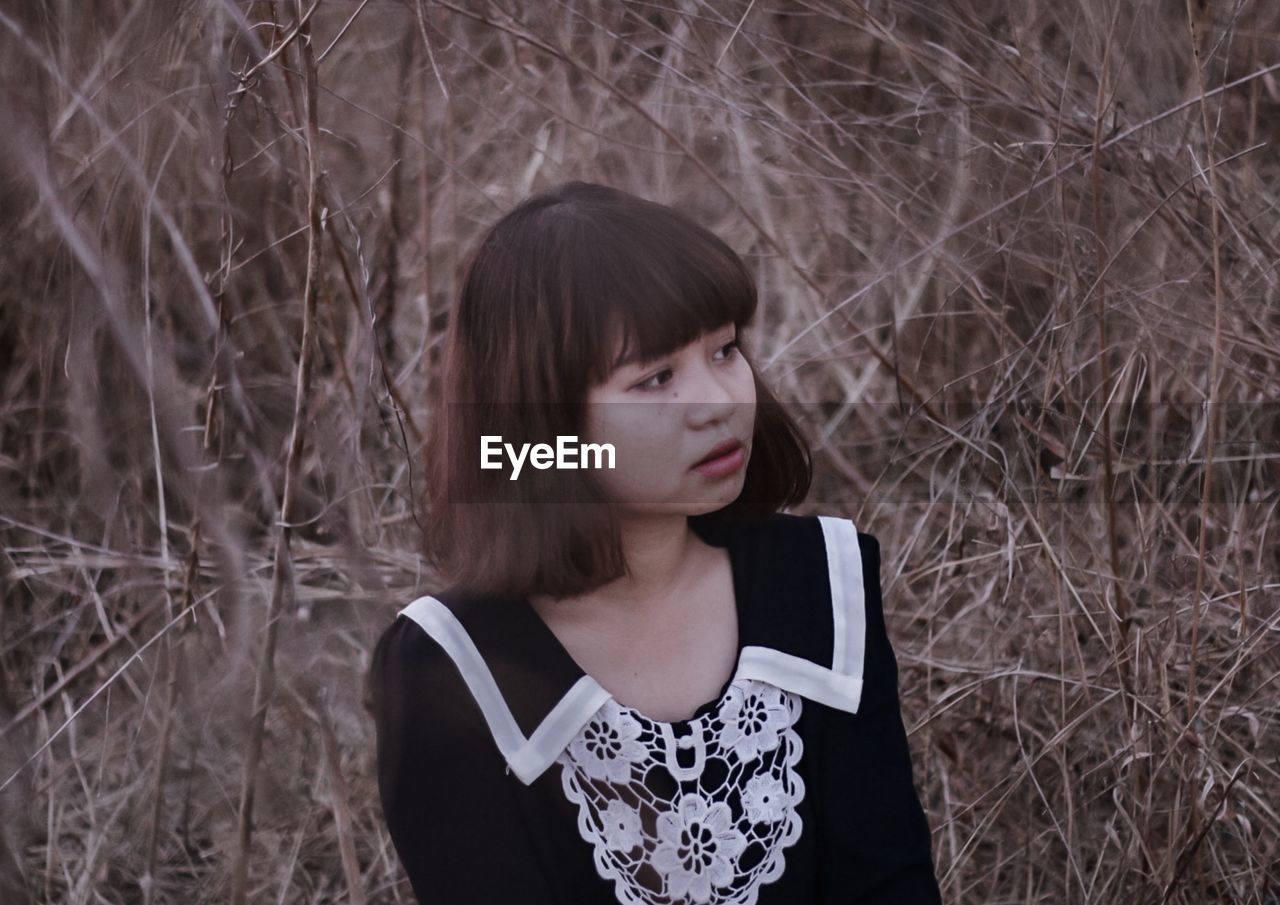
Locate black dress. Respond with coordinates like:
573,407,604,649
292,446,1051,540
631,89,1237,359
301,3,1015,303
369,512,943,904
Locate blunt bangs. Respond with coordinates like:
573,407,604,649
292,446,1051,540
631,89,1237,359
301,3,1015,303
498,182,759,392
567,194,759,386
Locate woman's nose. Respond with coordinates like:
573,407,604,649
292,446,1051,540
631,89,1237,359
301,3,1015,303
682,359,740,412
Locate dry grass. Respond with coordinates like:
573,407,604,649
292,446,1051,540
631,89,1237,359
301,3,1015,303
1,0,1279,902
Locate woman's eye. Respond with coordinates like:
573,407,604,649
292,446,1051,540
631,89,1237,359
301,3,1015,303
634,369,673,391
715,339,740,360
631,339,737,392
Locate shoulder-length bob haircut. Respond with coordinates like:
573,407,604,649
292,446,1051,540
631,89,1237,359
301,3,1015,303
421,181,812,600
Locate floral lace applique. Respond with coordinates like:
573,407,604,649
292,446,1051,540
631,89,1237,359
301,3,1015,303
555,678,805,905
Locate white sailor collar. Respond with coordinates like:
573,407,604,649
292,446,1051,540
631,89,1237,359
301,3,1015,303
396,513,870,786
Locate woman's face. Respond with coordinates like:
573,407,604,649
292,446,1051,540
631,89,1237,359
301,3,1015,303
581,322,757,516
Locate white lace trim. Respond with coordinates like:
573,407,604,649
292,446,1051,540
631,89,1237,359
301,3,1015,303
555,678,805,904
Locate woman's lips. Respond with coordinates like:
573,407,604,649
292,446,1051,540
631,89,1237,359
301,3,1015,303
693,439,742,466
691,441,746,478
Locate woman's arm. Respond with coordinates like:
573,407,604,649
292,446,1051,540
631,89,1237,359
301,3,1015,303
828,532,944,904
369,616,558,905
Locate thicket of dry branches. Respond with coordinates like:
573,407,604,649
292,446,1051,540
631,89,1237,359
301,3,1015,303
1,0,1278,902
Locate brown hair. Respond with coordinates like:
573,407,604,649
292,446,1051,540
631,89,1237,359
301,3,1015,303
421,181,811,599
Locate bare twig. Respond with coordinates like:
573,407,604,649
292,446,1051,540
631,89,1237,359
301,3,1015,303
228,3,325,903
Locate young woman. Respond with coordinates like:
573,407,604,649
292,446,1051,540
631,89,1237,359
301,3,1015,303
369,182,942,904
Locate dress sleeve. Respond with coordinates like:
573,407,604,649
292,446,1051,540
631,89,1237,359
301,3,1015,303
827,531,944,904
368,615,557,904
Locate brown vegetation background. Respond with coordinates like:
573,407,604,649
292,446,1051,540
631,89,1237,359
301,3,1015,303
1,0,1279,902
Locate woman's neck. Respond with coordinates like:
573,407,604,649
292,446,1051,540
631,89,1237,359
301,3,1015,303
531,515,713,623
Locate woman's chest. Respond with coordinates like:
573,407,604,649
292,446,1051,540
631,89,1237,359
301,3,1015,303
541,678,814,905
584,625,738,723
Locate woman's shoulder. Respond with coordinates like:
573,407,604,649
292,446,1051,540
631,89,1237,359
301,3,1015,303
737,508,879,540
367,595,482,731
370,604,444,685
713,511,888,714
736,510,881,575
